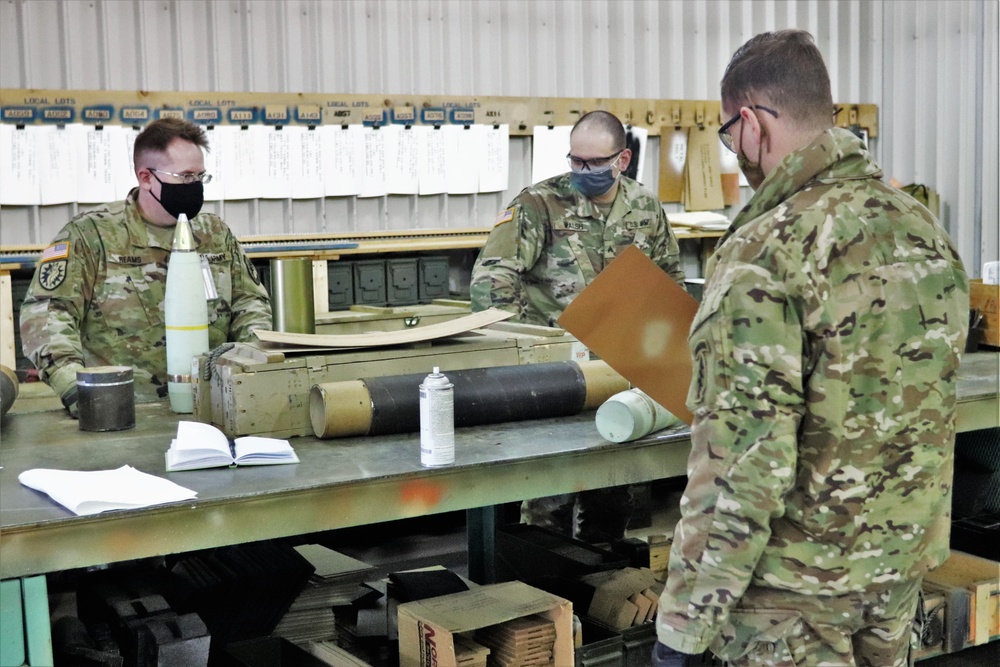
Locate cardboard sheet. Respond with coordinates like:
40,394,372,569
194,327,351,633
253,307,514,348
557,245,698,424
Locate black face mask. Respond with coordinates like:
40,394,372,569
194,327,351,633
150,172,204,220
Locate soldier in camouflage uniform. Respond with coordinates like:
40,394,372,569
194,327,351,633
470,113,685,327
471,110,686,543
20,118,271,414
652,31,969,667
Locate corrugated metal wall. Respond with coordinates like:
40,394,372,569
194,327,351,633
1,0,996,275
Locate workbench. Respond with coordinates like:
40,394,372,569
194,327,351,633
0,352,997,664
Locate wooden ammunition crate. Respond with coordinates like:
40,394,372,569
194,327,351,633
923,550,1000,647
196,321,589,438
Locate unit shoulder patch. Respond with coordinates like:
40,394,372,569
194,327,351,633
38,259,68,290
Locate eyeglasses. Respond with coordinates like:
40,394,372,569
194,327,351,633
148,168,213,185
718,105,779,153
566,150,623,172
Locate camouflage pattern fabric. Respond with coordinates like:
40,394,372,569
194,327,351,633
656,128,969,656
710,578,921,666
470,173,685,326
20,188,272,403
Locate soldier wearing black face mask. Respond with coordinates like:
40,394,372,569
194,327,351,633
21,118,273,414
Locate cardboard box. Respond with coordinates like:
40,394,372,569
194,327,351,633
924,550,1000,646
970,279,999,347
397,581,573,667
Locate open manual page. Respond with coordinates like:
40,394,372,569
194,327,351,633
166,420,300,472
18,466,198,516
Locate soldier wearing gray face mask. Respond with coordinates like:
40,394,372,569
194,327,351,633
469,110,686,544
20,118,272,415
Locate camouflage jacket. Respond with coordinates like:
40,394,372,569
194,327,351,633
657,128,969,654
469,174,685,327
20,189,272,403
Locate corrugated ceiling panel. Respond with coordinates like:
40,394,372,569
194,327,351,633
0,0,995,271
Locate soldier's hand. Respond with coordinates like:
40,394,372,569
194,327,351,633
651,641,701,667
60,386,79,419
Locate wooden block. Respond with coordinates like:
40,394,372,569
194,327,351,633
628,592,652,626
642,589,659,623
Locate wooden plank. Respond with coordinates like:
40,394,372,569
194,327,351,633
254,307,514,348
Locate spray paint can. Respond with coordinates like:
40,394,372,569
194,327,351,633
419,367,454,467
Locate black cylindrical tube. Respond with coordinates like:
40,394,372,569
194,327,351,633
77,366,135,432
364,361,588,436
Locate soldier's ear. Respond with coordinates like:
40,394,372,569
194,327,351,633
137,168,154,191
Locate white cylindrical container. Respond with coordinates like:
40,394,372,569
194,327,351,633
595,388,680,443
164,214,210,413
419,367,455,467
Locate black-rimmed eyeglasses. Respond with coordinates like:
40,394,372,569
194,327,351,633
149,168,213,185
718,105,779,153
566,150,623,172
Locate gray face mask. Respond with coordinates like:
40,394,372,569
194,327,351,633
571,163,618,197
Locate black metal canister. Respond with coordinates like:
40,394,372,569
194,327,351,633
77,366,135,431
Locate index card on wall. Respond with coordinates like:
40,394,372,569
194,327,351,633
0,123,41,206
386,124,419,195
289,126,324,199
531,125,571,185
445,124,480,195
480,124,509,193
418,126,448,196
72,124,118,204
39,125,77,206
321,125,363,197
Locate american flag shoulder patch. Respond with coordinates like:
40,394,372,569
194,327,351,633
494,207,515,226
40,242,70,263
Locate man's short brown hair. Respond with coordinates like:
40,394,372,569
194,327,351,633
571,110,627,152
133,118,209,167
721,30,834,130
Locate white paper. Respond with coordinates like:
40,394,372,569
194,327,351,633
112,125,140,199
667,129,688,181
202,126,225,202
358,126,387,198
289,126,324,199
531,125,572,184
0,123,41,205
445,124,480,195
18,465,197,516
480,124,510,193
38,125,79,205
417,126,448,195
72,124,119,204
260,126,293,199
385,124,419,195
321,125,363,197
624,125,649,184
222,125,264,200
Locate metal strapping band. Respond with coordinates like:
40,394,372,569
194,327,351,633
167,374,192,383
76,379,133,388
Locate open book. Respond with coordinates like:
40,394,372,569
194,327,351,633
166,421,300,471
